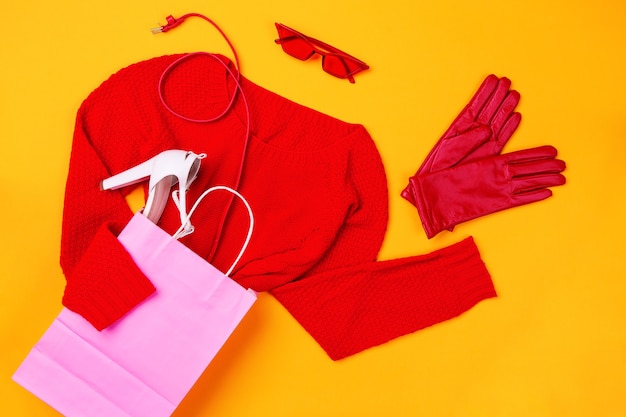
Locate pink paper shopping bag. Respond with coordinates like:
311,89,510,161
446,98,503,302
13,187,256,417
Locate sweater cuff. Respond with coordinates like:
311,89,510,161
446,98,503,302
62,222,156,330
433,236,497,311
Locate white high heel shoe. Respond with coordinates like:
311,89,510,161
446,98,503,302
101,150,206,231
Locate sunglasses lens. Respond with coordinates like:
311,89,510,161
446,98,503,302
280,38,315,60
276,25,314,61
322,55,356,79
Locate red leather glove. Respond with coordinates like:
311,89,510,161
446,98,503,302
409,146,566,239
402,74,521,205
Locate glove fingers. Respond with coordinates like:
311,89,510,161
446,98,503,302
444,74,499,137
494,111,521,148
504,145,558,163
432,74,521,171
506,145,566,193
491,90,521,138
511,188,554,206
509,157,567,177
512,173,566,194
477,77,512,125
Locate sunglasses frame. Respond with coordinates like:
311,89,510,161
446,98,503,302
274,23,369,83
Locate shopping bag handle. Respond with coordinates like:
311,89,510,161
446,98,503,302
172,186,253,277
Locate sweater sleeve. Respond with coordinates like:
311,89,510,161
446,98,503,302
59,102,156,330
269,237,496,360
269,129,497,360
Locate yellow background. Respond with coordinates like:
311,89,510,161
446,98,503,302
1,0,625,416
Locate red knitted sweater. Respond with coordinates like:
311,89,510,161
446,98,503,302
60,53,496,360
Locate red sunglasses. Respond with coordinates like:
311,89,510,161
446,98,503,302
274,23,369,83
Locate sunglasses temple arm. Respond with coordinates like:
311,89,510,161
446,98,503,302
337,59,356,83
274,35,298,45
306,36,368,67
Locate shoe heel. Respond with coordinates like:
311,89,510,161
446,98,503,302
100,149,206,227
100,157,156,190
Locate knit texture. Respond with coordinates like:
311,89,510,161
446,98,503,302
61,222,156,330
271,236,494,360
60,53,497,359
